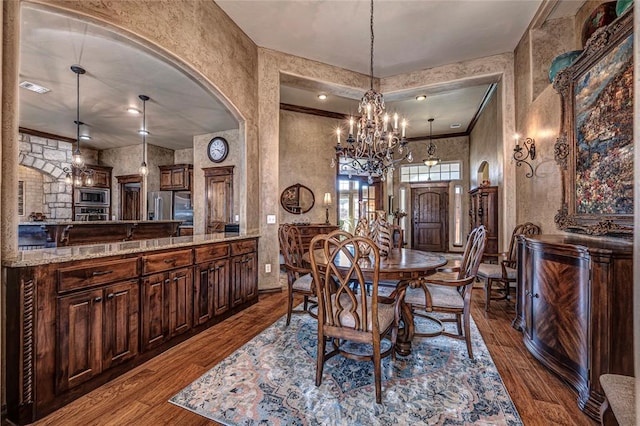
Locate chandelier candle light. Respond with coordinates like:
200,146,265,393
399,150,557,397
331,0,412,184
63,65,94,186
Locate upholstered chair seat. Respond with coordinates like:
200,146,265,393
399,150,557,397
292,273,313,292
404,284,465,309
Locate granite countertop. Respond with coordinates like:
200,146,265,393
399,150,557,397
19,220,183,226
4,232,260,267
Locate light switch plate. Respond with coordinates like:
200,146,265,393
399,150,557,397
266,214,276,224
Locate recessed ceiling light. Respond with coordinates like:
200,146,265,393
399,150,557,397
127,107,141,114
450,123,461,129
19,81,51,94
79,135,92,140
317,93,328,100
415,95,426,101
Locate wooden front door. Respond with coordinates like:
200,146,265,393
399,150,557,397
411,183,449,252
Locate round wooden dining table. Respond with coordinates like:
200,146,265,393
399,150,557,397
308,247,447,356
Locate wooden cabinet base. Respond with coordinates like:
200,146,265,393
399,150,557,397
516,234,633,421
5,237,258,425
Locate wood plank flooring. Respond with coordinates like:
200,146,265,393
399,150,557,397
23,288,596,426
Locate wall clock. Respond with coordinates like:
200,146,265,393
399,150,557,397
207,136,229,163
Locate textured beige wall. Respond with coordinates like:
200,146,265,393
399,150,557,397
470,89,500,189
193,128,242,235
174,148,193,164
279,110,340,225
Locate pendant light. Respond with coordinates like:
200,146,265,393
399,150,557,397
63,65,94,186
139,95,149,176
423,118,440,168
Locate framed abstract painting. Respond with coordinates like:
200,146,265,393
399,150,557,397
553,8,633,237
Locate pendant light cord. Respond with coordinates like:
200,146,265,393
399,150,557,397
75,69,80,155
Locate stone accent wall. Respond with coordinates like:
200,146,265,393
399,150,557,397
18,132,74,219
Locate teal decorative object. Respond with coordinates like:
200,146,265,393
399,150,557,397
616,0,633,16
549,50,583,83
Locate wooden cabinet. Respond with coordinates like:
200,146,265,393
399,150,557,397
141,250,193,351
88,164,112,189
230,239,258,308
290,224,339,253
116,175,142,220
6,237,259,425
515,235,634,421
204,166,234,233
56,270,138,393
159,164,193,191
469,186,498,262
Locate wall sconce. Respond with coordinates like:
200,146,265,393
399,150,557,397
323,192,332,225
513,134,536,178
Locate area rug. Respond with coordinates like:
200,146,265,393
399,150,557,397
170,312,522,425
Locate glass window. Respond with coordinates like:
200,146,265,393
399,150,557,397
400,161,462,183
453,185,463,246
337,177,379,232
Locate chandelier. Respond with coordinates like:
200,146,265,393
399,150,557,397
423,118,440,167
331,0,412,184
63,65,94,186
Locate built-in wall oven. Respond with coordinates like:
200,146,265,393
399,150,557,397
74,188,110,205
74,188,110,221
74,206,109,221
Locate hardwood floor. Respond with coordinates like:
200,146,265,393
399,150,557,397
21,287,596,426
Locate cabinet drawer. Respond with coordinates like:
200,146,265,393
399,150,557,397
195,243,229,264
231,239,257,256
142,249,192,275
58,258,139,293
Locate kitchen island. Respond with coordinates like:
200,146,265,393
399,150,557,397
4,232,260,424
18,220,182,248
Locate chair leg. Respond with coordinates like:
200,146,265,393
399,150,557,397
456,313,462,336
286,284,294,326
316,331,326,387
463,309,474,359
485,278,492,311
373,339,382,404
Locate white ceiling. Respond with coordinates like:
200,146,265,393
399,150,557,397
217,0,543,78
18,1,584,150
19,6,237,151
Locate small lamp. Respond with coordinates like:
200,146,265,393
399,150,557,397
323,192,332,225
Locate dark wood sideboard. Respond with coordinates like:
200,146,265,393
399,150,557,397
289,223,339,253
514,234,634,421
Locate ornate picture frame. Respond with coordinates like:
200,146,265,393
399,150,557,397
553,9,633,237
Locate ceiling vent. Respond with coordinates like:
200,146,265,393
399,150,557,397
19,81,51,94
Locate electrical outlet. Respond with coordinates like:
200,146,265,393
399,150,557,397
266,214,276,224
234,214,240,222
265,263,271,273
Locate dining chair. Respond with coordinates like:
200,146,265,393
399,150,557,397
402,225,486,359
278,224,316,325
477,222,541,311
308,231,402,403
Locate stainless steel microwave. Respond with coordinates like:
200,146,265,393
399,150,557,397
74,188,110,206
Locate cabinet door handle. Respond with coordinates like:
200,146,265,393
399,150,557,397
525,290,530,297
92,270,113,277
532,293,539,299
164,258,177,264
164,279,171,284
174,277,179,281
107,293,115,299
94,297,102,303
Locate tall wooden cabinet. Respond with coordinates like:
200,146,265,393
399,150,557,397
204,166,234,233
515,234,634,421
469,186,498,261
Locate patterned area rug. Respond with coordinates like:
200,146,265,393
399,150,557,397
170,312,522,425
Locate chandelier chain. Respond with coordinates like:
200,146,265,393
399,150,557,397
369,0,374,89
